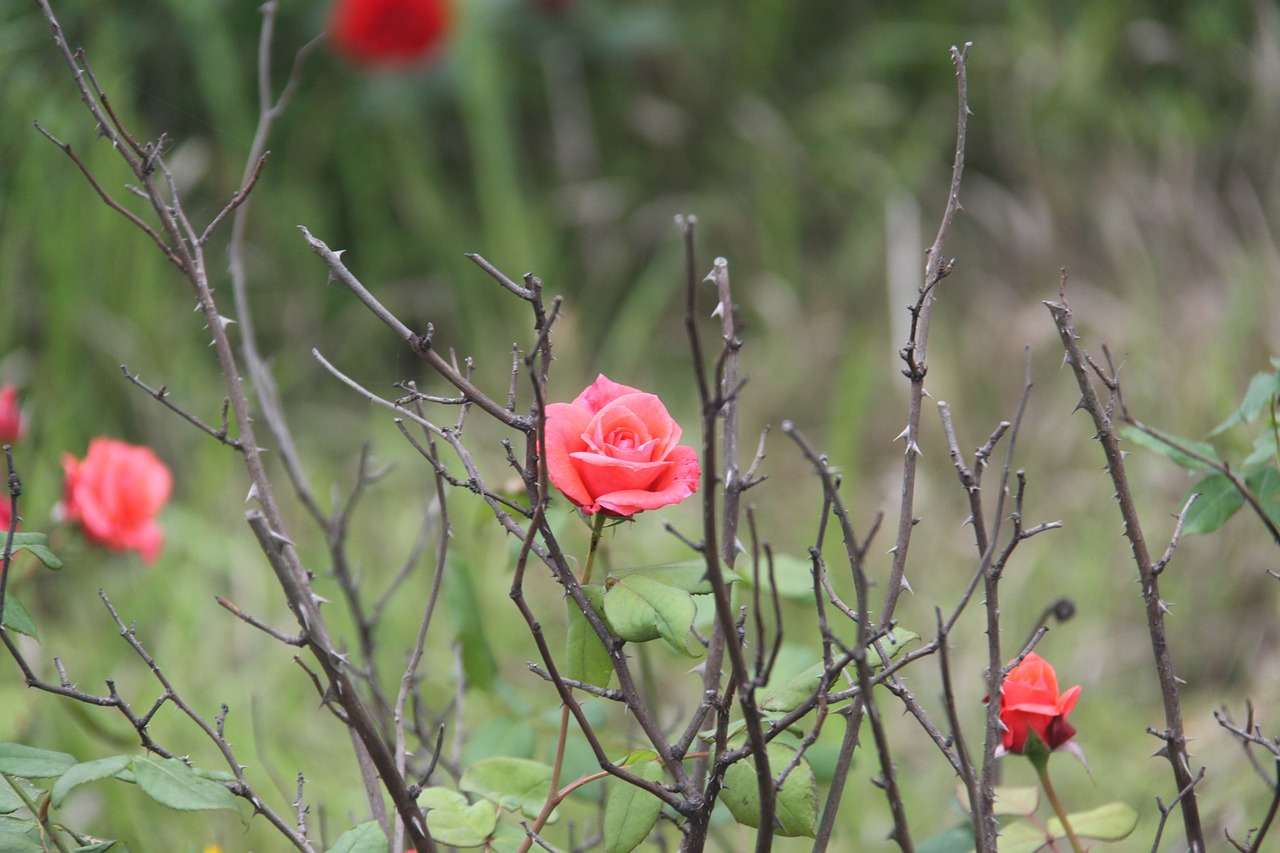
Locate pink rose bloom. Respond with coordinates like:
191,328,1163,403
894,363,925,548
0,384,25,444
62,438,172,564
545,375,700,517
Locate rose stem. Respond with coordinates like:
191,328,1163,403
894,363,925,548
519,513,609,853
580,512,607,585
1036,760,1084,853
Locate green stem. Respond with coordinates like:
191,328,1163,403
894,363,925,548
580,513,607,585
4,772,74,853
1035,760,1084,853
517,514,608,853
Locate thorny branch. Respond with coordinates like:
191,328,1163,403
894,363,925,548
1046,283,1206,852
31,2,436,848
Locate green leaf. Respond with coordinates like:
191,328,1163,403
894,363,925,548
603,758,664,853
0,596,39,640
720,743,818,838
1209,370,1280,436
1242,428,1280,468
760,630,918,713
7,533,61,570
1118,425,1218,470
565,586,613,688
733,553,815,601
608,560,735,595
602,575,698,657
420,787,497,848
72,841,117,852
0,743,76,778
866,628,920,668
484,822,529,853
446,555,499,691
988,820,1053,853
131,757,237,812
1245,466,1280,528
459,757,553,818
461,717,536,767
1054,801,1139,841
51,755,131,807
992,801,1138,853
760,663,831,712
915,825,976,853
991,785,1040,816
0,780,21,814
1182,472,1245,534
326,820,387,853
954,784,1039,817
0,825,43,853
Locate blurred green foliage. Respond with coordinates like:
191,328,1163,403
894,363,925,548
2,0,1279,850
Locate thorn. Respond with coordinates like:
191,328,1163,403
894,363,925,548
921,387,934,399
961,515,974,528
1157,599,1172,614
711,302,724,319
906,440,923,458
268,529,295,548
900,576,913,594
312,593,330,606
894,425,910,442
217,315,236,329
1061,352,1072,369
245,483,259,503
1072,395,1087,413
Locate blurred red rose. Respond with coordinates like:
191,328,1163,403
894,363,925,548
0,384,25,444
62,438,172,564
328,0,450,68
545,374,699,517
0,499,11,534
999,652,1081,755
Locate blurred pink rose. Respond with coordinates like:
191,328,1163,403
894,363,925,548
545,375,699,517
62,438,172,564
328,0,450,68
0,384,25,444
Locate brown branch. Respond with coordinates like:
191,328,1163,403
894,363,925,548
1046,287,1206,851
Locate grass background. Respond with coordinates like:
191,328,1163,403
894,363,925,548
1,0,1279,849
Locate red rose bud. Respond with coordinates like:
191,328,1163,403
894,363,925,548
61,438,172,564
328,0,450,68
998,652,1081,755
0,384,26,444
545,375,700,517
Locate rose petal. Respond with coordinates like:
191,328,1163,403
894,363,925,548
573,375,645,414
545,402,596,510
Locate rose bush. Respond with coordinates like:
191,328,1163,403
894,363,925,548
328,0,450,68
61,438,172,564
545,374,699,517
998,652,1081,755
